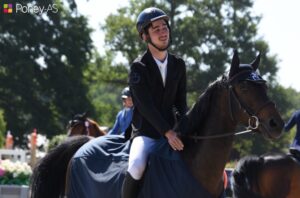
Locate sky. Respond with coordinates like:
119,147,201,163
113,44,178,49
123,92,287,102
76,0,300,91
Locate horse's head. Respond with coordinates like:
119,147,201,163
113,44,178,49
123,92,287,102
228,50,284,139
67,112,106,137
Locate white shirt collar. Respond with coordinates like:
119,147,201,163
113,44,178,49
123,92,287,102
153,54,168,86
153,54,168,68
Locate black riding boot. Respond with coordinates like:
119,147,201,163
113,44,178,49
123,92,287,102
122,172,140,198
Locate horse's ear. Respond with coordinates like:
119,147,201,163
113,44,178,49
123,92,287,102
229,49,240,78
250,52,261,71
70,112,75,119
82,112,88,119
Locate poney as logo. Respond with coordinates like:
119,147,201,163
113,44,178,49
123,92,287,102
3,4,13,14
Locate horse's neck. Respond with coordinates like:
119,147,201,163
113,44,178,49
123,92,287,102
182,88,236,197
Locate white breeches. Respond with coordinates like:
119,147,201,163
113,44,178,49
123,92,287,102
127,136,157,180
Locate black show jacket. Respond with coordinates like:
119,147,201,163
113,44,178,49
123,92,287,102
129,49,187,139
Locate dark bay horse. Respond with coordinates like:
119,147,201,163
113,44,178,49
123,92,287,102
174,50,284,198
67,112,106,137
232,153,300,198
30,114,106,198
30,50,284,198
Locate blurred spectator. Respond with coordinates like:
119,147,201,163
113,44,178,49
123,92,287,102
5,130,13,149
285,110,300,150
108,87,133,136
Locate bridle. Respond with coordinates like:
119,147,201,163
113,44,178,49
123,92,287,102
187,70,274,140
67,119,91,136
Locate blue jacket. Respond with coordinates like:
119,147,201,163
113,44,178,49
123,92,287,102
285,109,300,149
108,108,133,135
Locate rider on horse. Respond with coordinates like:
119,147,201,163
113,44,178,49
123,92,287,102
122,7,187,198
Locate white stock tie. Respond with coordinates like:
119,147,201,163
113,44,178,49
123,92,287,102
154,55,168,86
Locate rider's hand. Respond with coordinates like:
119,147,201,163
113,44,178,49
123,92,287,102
165,130,184,151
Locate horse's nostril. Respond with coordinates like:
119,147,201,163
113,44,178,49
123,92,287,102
269,118,277,128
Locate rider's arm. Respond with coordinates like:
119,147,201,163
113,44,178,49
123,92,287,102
108,111,121,135
284,111,298,132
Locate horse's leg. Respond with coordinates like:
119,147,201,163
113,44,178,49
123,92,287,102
287,163,300,198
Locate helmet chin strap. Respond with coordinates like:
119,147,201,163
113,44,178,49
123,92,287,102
146,36,172,51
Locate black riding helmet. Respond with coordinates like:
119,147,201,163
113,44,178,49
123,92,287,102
136,7,171,51
136,7,169,37
121,87,131,99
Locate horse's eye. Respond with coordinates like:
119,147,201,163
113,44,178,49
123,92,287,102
239,81,248,91
263,83,268,90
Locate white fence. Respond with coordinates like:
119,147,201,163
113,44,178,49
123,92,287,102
0,185,29,198
0,149,27,162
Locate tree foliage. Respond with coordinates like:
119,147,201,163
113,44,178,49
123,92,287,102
0,109,6,146
0,0,94,144
83,51,128,126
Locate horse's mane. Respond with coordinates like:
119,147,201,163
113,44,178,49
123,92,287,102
185,75,229,135
232,155,264,198
87,118,106,135
88,118,99,127
232,153,295,198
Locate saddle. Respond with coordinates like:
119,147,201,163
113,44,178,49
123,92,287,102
67,135,213,198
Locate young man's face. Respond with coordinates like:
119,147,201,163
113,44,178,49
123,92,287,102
122,97,133,108
145,19,169,49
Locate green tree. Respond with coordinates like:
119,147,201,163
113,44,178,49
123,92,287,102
84,51,129,127
0,0,94,144
0,109,6,147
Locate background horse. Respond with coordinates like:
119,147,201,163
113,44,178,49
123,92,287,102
232,153,300,198
67,112,106,137
30,50,284,198
30,115,106,198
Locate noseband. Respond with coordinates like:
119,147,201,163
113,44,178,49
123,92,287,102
228,70,275,130
228,84,274,130
187,70,273,140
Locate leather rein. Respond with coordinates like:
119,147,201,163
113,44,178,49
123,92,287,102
187,70,274,140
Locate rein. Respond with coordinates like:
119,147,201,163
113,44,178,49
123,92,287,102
186,70,271,141
185,127,253,140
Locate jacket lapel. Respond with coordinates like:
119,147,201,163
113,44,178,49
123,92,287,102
145,50,165,87
164,54,174,89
